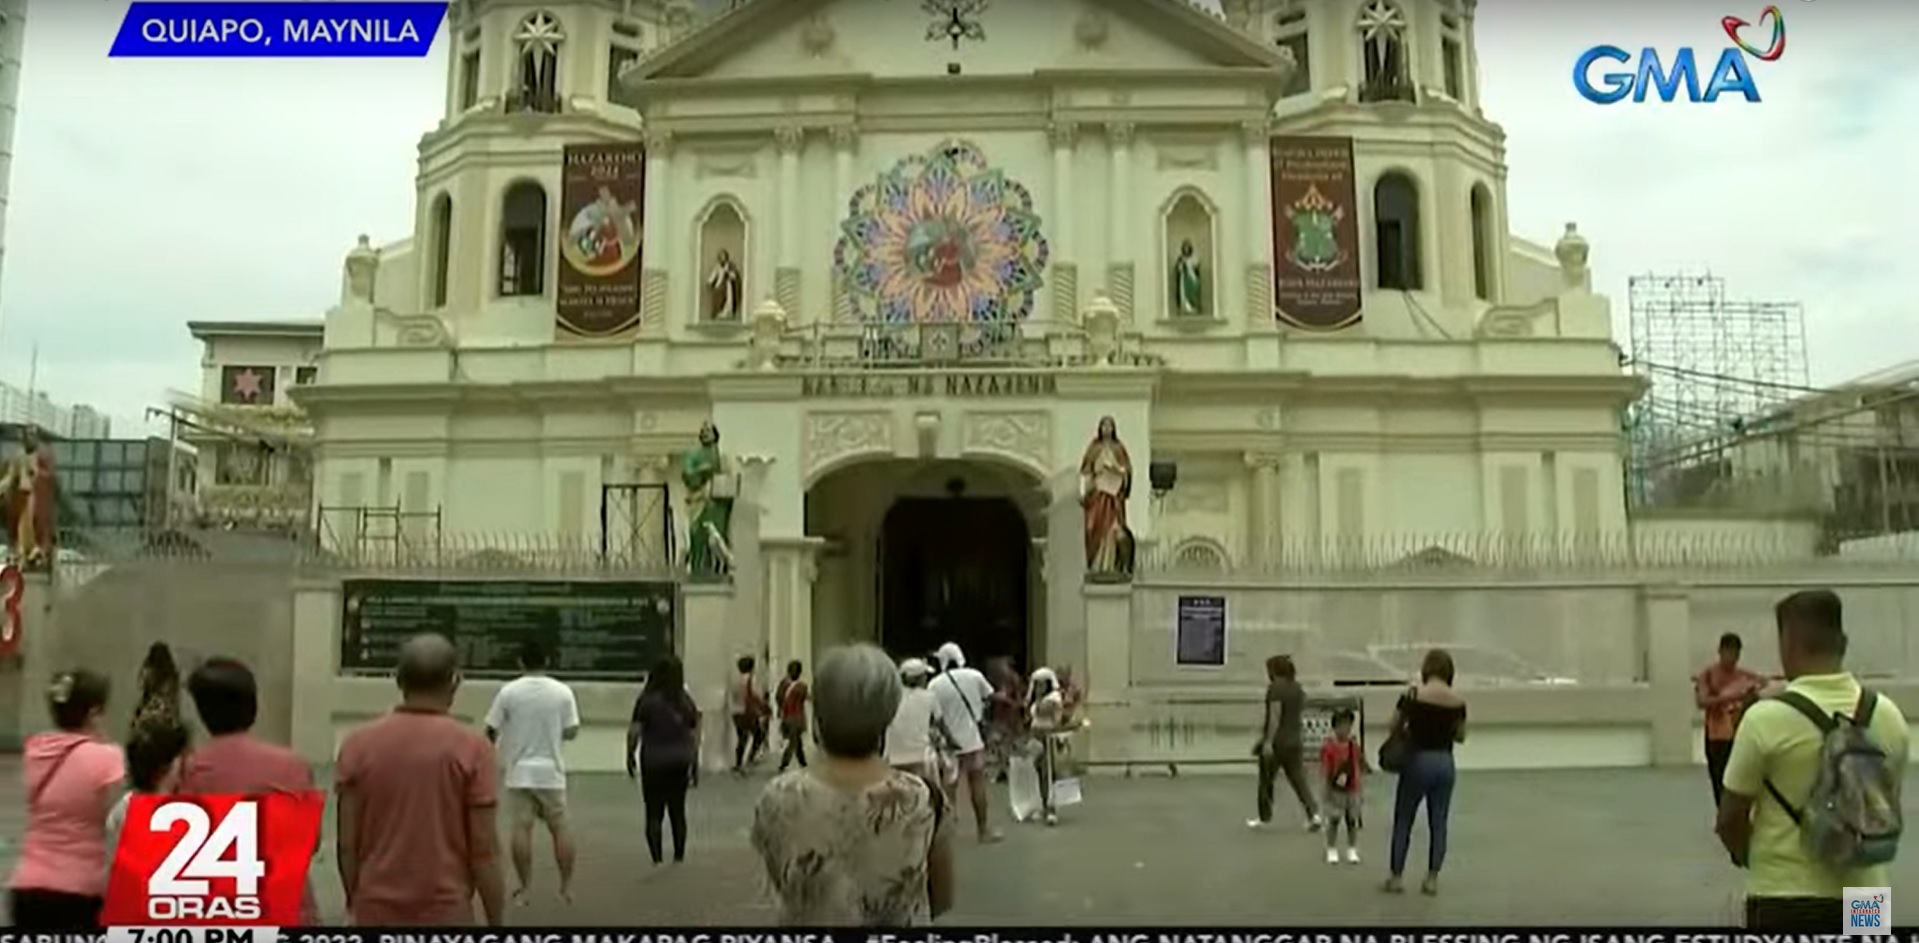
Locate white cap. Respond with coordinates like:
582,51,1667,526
900,658,931,679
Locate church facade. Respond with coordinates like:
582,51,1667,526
293,0,1636,670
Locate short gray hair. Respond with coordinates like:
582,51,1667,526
812,644,902,758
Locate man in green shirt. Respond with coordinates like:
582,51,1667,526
1716,589,1908,930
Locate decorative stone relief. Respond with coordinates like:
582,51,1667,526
774,126,804,154
1244,262,1272,324
961,411,1052,472
694,149,757,178
1047,120,1078,151
643,130,673,155
1555,222,1591,290
1156,145,1218,171
774,267,802,321
803,412,894,478
829,125,858,151
1106,121,1135,145
747,297,788,370
1051,262,1078,323
1073,11,1109,49
1105,262,1136,322
344,235,378,302
377,309,450,347
1240,119,1270,148
799,15,835,56
1166,481,1229,514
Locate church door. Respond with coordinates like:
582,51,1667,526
878,497,1029,669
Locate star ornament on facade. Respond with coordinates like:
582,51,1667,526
1357,0,1406,40
515,12,565,61
232,368,264,401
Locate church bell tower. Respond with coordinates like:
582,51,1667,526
409,0,708,341
1222,0,1510,321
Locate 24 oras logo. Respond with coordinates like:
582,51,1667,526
101,792,324,927
1574,6,1787,104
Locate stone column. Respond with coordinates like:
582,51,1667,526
680,583,736,772
1244,452,1281,569
830,126,858,322
1241,120,1274,329
762,537,822,678
774,125,804,320
1103,122,1135,321
1049,121,1078,324
1081,583,1134,764
641,130,673,331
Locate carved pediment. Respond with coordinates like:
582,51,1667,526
627,0,1285,86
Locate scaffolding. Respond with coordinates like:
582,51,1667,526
1625,273,1809,504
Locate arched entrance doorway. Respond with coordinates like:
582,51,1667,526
880,492,1028,664
806,458,1045,670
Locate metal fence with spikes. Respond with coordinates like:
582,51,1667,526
1137,527,1919,582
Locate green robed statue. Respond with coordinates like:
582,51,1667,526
682,420,735,577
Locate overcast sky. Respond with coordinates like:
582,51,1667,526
1,0,1913,433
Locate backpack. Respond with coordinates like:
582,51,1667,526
1762,689,1902,869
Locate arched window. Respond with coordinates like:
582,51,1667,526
428,194,453,308
1356,0,1414,103
498,182,547,297
1373,173,1422,291
511,12,564,114
1469,184,1493,301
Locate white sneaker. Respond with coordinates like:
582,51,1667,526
1344,847,1361,864
1324,848,1340,864
1306,814,1324,832
1246,818,1265,830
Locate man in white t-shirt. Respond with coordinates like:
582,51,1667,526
484,641,582,905
929,642,1001,842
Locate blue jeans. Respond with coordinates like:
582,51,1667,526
1388,749,1456,877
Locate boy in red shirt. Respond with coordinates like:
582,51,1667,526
1319,708,1363,865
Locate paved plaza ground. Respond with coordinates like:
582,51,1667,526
1,761,1914,926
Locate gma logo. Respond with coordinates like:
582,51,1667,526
1572,46,1761,104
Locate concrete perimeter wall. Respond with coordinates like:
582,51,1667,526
4,547,1919,774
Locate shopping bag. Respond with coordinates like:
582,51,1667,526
1007,754,1043,822
1052,776,1083,807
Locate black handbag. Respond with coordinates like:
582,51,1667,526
1376,686,1416,773
1376,729,1409,774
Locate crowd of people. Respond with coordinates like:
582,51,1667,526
0,587,1904,930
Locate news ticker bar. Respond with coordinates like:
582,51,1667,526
69,929,1919,943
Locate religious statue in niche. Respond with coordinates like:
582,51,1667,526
1357,0,1414,103
706,249,743,320
681,420,736,578
1172,239,1205,317
0,433,57,570
1079,416,1136,582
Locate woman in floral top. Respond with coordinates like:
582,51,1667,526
751,644,954,926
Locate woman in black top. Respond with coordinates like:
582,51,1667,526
627,655,702,864
1382,649,1466,896
1248,655,1321,830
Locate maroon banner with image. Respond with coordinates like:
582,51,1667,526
556,143,646,338
1270,136,1362,330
